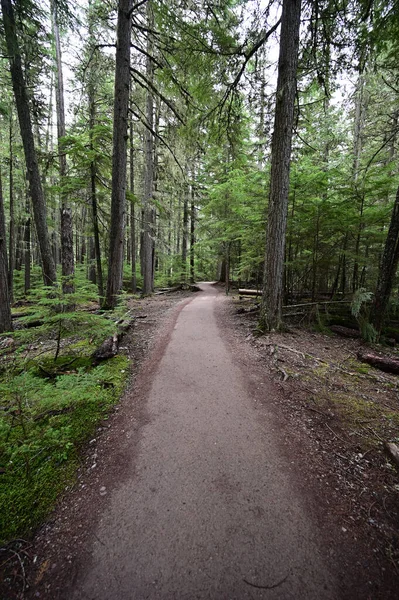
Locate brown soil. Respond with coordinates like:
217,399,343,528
220,290,399,597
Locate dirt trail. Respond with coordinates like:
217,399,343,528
66,283,339,599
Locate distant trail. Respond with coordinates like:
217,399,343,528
72,283,337,599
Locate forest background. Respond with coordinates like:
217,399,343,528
1,0,399,546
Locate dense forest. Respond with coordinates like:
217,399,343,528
2,0,399,549
0,0,398,335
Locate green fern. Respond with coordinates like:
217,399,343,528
351,288,373,319
351,288,377,342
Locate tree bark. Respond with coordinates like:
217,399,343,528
352,68,367,292
142,1,155,295
259,0,301,331
190,179,195,283
88,237,96,284
103,0,133,308
1,0,57,286
357,349,399,375
182,183,189,280
89,99,104,300
129,112,137,293
370,185,399,336
24,197,31,295
87,0,104,301
0,165,12,333
52,0,74,296
8,116,15,303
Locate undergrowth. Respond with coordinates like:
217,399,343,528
0,275,130,544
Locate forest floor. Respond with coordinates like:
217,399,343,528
224,293,399,593
0,289,194,600
1,284,399,599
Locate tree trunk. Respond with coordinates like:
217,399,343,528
103,0,133,308
1,0,57,286
8,116,15,303
182,183,189,279
190,180,195,283
370,185,399,336
89,101,104,300
142,1,155,295
259,0,301,331
130,113,137,293
52,0,74,296
88,237,96,284
352,68,367,292
225,242,230,295
24,205,31,295
0,166,12,332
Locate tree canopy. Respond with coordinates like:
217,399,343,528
0,0,398,335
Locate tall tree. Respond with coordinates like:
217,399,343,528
370,184,399,338
1,0,57,286
142,0,155,295
8,115,15,303
129,111,137,293
87,0,104,300
51,0,75,295
259,0,302,331
0,163,12,333
103,0,133,308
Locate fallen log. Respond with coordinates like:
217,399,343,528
154,285,182,295
238,289,261,297
384,442,399,469
284,300,352,309
236,306,260,315
92,333,120,364
330,325,361,338
357,349,399,375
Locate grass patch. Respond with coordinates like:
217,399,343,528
332,393,380,422
0,355,128,544
0,276,132,544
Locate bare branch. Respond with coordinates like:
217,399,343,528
130,66,185,124
129,0,149,17
129,106,184,175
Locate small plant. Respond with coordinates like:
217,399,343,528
351,288,377,343
0,273,132,544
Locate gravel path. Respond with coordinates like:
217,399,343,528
71,283,337,599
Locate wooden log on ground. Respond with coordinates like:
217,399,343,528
154,285,181,295
238,289,261,297
384,442,399,469
236,306,260,315
330,325,361,338
92,333,120,364
357,349,399,375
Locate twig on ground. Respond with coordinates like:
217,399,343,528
9,550,26,594
276,366,289,382
368,500,377,518
325,423,347,444
304,406,329,417
243,574,288,590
